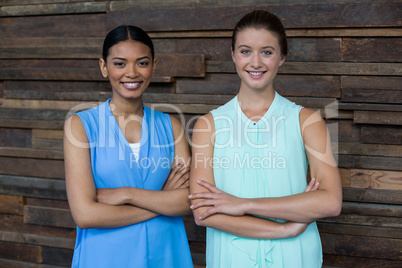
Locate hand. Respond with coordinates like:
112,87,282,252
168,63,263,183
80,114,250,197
188,180,246,220
305,177,319,192
284,221,311,238
97,187,128,206
162,162,191,191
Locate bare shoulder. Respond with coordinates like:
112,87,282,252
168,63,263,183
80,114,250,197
169,114,185,139
194,113,214,132
299,108,327,137
64,114,88,145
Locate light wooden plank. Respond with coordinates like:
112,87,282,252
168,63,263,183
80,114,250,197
0,195,24,215
351,169,402,191
337,142,402,157
0,147,63,159
0,231,74,249
342,188,402,205
32,130,63,140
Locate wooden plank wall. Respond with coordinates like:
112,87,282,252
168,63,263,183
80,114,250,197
0,0,401,267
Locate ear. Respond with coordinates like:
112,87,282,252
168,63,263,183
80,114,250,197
152,57,157,75
99,58,108,78
231,47,236,63
279,55,286,67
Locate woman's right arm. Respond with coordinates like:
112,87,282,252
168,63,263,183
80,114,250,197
189,114,309,239
63,114,158,229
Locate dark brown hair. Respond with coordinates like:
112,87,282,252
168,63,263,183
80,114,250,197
232,10,288,57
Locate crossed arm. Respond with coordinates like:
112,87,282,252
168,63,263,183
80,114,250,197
64,114,191,229
189,109,342,239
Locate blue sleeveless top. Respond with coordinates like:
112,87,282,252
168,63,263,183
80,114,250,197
72,99,193,268
208,92,322,267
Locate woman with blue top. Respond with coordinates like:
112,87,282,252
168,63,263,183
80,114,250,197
189,10,342,267
63,25,193,267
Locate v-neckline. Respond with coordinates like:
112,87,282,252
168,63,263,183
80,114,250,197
236,91,278,126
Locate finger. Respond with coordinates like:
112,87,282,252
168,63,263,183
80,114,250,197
311,181,320,191
196,180,221,193
179,180,189,189
190,199,217,210
198,208,219,220
188,192,217,200
304,177,316,192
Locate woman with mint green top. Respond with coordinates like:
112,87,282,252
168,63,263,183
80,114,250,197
189,10,342,267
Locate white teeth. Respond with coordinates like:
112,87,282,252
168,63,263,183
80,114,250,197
124,82,140,87
249,71,263,76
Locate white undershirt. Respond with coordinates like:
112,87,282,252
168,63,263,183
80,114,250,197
129,142,140,161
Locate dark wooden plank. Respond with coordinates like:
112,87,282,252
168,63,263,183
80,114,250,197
0,119,64,130
0,194,23,215
0,128,32,147
337,142,402,157
338,154,402,171
341,202,402,217
361,125,402,145
0,2,106,17
342,89,402,104
326,120,360,143
32,130,63,140
0,258,67,268
0,214,75,239
321,233,402,260
287,38,341,62
342,188,402,205
351,169,402,191
0,147,63,159
342,75,402,90
41,246,73,266
0,231,74,249
25,198,69,209
0,157,65,179
0,174,66,199
31,138,63,151
338,103,402,112
320,214,401,228
155,54,205,77
207,61,402,76
343,38,402,62
0,108,68,121
318,223,402,239
0,241,41,263
323,254,402,268
107,2,401,31
354,111,402,125
0,14,106,38
24,205,75,228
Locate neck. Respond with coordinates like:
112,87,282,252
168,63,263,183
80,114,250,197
237,85,276,113
109,96,144,118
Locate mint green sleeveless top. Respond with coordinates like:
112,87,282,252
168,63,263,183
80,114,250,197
208,92,322,267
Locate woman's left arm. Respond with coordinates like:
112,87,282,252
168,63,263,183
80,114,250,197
190,108,342,223
97,115,192,216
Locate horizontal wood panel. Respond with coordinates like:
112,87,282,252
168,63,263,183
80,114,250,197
0,2,107,17
0,230,74,249
342,188,402,205
0,157,65,179
24,206,75,229
0,128,32,147
342,38,402,62
321,233,402,260
354,111,402,125
0,147,63,159
341,202,402,217
0,195,24,215
342,76,402,90
338,155,402,171
107,2,401,31
337,142,402,157
0,14,106,38
0,241,42,263
360,125,402,145
351,169,402,191
318,223,402,239
342,89,402,104
319,214,401,228
323,254,402,268
0,175,66,199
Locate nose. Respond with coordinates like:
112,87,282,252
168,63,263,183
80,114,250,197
250,53,262,69
125,64,138,78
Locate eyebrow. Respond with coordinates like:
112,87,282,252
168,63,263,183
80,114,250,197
112,56,151,61
237,45,276,50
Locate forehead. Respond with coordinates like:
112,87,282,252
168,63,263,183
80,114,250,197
108,40,151,58
235,28,280,48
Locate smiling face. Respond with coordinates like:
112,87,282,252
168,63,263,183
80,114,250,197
232,27,285,92
99,40,155,101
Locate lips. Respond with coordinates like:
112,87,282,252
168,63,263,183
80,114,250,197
246,71,266,78
121,81,142,89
